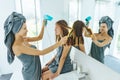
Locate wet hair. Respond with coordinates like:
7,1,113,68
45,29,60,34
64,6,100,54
69,20,85,45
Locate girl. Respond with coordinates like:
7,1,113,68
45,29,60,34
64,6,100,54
42,20,73,80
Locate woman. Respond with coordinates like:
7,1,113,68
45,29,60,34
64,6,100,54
85,16,114,63
4,12,67,80
42,20,73,80
69,20,86,53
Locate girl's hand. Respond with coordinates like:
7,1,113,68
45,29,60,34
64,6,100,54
50,72,59,79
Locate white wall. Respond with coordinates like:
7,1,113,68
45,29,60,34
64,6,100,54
0,0,16,74
111,4,120,55
81,0,95,26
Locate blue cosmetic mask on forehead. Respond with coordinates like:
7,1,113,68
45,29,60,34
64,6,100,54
4,12,26,64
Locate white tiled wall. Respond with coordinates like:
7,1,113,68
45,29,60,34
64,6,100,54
0,0,16,74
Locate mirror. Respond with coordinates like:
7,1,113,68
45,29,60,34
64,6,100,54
68,0,120,74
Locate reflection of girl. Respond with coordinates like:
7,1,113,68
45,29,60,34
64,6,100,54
86,16,114,63
42,20,73,80
4,12,67,80
70,20,85,53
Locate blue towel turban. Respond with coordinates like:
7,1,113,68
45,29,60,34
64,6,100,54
4,12,26,64
99,16,114,38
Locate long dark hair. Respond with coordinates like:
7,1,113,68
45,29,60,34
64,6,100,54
55,20,71,45
69,20,85,45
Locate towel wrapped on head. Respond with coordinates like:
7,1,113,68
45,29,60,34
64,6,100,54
4,12,26,64
99,16,114,38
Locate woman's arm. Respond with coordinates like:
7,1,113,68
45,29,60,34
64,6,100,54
92,34,112,47
17,37,67,56
84,27,93,37
24,20,46,42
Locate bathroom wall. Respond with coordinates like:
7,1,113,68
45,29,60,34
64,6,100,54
0,0,16,74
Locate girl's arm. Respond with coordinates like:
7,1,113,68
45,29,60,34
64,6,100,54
24,20,46,42
55,45,71,75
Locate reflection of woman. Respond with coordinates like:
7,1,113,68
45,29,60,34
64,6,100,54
70,20,85,53
86,16,114,63
4,12,67,80
42,20,73,80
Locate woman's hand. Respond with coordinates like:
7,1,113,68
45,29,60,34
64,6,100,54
42,19,47,26
84,27,93,37
91,34,97,41
59,36,68,45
